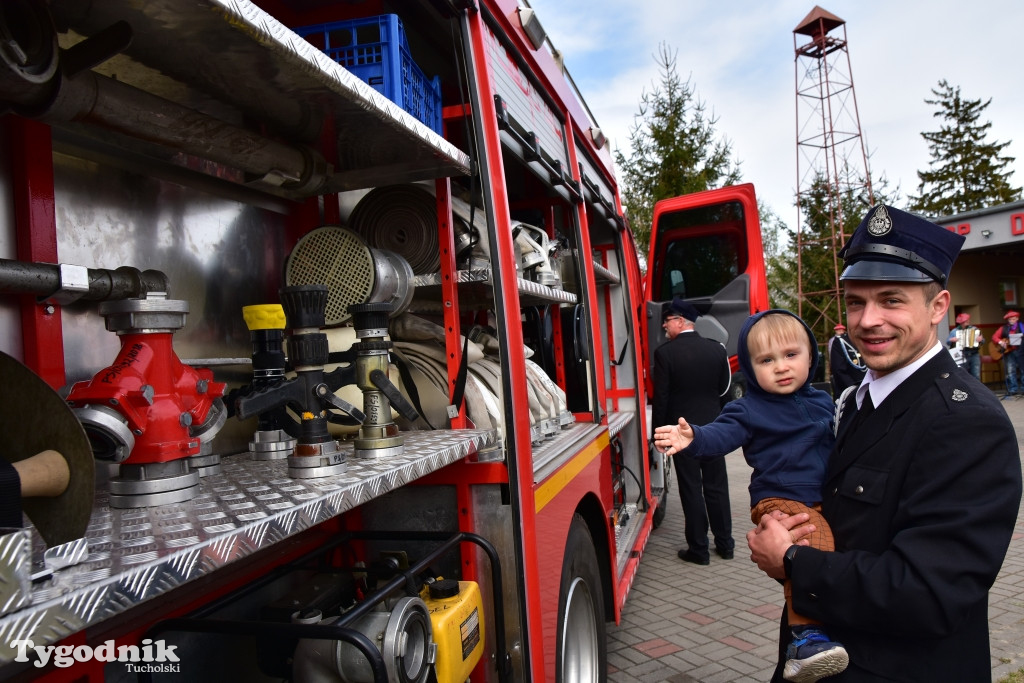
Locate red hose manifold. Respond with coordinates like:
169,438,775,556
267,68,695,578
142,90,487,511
65,295,226,465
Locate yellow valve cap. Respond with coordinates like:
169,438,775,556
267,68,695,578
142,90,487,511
422,580,485,683
242,304,286,331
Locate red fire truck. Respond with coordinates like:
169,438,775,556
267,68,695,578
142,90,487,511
0,1,762,681
0,0,660,681
644,184,770,401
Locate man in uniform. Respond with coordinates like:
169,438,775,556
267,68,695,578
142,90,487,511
652,297,734,565
827,323,866,396
747,204,1022,681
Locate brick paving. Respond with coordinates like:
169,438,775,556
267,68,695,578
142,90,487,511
609,393,1024,682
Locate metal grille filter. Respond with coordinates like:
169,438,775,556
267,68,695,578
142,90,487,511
285,226,375,325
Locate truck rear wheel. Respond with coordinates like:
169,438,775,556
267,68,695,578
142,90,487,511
556,514,607,682
652,499,667,529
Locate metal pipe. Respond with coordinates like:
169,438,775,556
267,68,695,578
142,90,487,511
0,258,169,301
44,69,329,194
0,1,331,196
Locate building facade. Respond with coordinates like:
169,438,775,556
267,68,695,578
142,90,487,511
941,199,1024,384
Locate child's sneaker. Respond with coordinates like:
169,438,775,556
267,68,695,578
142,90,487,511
783,626,849,682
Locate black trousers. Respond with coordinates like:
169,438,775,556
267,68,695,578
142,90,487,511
672,452,734,557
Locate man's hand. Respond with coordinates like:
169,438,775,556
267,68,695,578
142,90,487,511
746,511,815,579
653,417,694,456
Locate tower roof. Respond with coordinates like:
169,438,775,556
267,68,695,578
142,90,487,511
794,6,845,36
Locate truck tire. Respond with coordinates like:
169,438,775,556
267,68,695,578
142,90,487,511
729,378,746,401
652,499,667,529
556,514,607,682
652,452,671,529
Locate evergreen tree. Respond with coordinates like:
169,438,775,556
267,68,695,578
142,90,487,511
759,202,798,311
615,43,740,251
796,174,852,344
792,170,899,346
909,80,1021,216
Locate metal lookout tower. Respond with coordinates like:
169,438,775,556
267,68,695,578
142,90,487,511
793,6,873,333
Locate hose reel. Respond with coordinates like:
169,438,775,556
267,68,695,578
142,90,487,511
348,185,442,275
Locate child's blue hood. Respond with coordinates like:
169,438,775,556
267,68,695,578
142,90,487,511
737,309,821,397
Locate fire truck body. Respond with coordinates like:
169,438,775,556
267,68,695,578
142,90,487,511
0,1,656,681
643,184,770,400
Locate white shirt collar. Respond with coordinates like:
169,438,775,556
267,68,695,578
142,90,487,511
855,341,943,409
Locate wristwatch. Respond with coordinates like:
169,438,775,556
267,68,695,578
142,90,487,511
783,545,799,578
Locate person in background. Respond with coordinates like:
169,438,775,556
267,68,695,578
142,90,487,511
946,312,984,380
656,310,847,682
651,297,734,565
827,324,866,396
992,310,1024,399
747,203,1021,682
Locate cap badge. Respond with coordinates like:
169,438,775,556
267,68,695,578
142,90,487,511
952,388,968,402
867,205,893,236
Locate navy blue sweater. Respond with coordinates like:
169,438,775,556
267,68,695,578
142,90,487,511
684,310,835,506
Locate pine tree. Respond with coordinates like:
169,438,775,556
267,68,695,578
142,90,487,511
615,43,740,251
759,202,798,311
786,170,899,346
909,80,1021,216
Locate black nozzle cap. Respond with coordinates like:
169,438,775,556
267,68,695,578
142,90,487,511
428,578,460,600
349,301,392,332
280,285,328,329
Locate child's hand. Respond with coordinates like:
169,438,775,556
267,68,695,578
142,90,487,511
653,417,695,456
675,417,695,448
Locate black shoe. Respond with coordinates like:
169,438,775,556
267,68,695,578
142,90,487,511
678,549,710,565
716,548,734,560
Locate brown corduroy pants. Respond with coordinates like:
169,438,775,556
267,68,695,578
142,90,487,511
750,497,835,627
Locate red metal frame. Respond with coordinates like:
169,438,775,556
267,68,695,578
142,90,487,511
564,125,608,422
434,177,468,429
463,7,547,680
7,117,65,388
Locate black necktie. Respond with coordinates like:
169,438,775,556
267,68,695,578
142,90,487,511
849,391,874,434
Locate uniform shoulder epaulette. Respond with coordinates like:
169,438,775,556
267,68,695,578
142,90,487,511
934,370,975,410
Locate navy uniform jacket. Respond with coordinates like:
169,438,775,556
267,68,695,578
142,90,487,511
784,350,1022,681
829,333,866,396
651,331,730,429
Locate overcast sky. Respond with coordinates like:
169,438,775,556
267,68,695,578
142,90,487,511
525,0,1024,233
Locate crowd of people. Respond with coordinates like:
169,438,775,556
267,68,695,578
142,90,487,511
651,203,1022,682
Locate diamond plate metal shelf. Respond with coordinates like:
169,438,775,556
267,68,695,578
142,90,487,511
0,429,496,665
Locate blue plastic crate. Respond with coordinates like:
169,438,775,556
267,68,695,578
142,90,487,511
294,14,443,134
